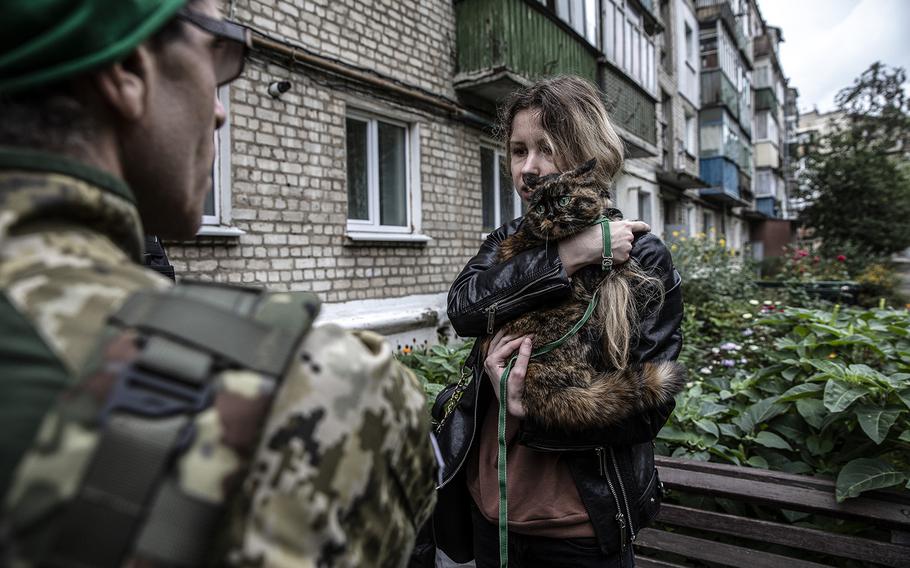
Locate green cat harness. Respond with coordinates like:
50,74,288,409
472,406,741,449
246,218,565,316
599,216,613,271
496,288,601,568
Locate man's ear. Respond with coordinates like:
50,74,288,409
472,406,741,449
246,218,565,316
90,45,156,122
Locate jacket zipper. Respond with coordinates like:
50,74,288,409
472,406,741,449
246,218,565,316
482,267,562,333
610,446,637,542
595,447,627,557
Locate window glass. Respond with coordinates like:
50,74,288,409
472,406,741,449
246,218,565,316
637,191,652,226
346,118,369,220
378,121,407,226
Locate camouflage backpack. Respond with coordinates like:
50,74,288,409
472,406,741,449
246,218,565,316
3,281,319,567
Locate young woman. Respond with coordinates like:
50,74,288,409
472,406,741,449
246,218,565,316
432,76,684,568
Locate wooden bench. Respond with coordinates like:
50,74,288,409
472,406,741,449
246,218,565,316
634,456,910,567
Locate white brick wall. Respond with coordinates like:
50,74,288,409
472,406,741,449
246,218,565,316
169,0,484,303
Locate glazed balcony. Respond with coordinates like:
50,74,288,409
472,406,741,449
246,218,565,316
755,87,780,114
454,0,657,155
454,0,598,108
701,69,739,120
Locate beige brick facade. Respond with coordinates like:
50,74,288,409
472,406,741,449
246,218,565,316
169,0,487,305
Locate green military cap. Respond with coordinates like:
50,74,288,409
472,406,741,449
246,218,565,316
0,0,187,94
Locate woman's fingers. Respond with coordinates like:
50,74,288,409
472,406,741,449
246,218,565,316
505,337,532,417
608,220,650,264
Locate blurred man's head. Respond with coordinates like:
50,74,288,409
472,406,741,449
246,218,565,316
0,0,249,238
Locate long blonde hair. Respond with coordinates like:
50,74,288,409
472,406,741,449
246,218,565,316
499,75,664,369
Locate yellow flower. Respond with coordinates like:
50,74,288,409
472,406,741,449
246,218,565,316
672,230,680,237
719,238,726,247
680,236,687,242
670,244,678,252
827,353,837,359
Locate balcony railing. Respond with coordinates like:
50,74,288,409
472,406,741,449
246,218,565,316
454,0,598,102
699,156,745,205
601,64,657,148
755,87,779,114
701,69,739,119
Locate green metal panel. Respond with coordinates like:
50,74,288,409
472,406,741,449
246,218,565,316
700,70,739,120
754,87,779,113
455,0,598,84
601,65,657,145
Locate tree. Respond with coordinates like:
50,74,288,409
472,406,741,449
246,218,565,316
798,63,910,257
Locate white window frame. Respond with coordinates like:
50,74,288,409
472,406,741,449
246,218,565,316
636,188,653,226
344,110,425,241
198,85,244,237
480,145,522,235
602,0,657,94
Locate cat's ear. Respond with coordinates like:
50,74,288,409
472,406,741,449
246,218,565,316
577,158,598,175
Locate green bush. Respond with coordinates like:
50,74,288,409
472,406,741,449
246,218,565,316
396,339,474,408
671,233,758,311
659,304,910,501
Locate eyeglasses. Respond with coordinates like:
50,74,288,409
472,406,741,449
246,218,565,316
176,9,251,86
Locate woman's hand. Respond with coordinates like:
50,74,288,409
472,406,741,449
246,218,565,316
557,220,650,276
484,330,533,418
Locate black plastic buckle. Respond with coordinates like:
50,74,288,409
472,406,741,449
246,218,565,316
101,363,214,426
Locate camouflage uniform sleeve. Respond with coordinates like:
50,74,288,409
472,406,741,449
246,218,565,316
224,324,438,568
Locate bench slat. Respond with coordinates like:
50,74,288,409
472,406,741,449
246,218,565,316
657,503,909,567
634,528,831,568
655,456,910,505
655,456,835,492
635,557,687,568
658,465,910,529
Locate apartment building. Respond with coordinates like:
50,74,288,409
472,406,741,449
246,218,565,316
166,0,798,342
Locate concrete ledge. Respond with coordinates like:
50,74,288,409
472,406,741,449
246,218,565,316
316,292,450,350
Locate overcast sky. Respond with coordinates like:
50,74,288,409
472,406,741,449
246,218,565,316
757,0,910,113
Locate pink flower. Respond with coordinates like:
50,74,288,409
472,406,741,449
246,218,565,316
837,255,847,262
798,249,809,258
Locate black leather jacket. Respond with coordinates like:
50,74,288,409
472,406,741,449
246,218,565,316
432,217,684,562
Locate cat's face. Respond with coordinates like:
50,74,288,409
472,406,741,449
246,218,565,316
524,159,608,239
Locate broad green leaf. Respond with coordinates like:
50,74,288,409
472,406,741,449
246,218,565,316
754,431,793,450
854,405,902,444
747,456,769,469
806,434,834,456
718,423,741,438
699,401,727,417
797,398,826,429
778,383,824,402
657,427,692,443
900,430,910,443
808,359,847,380
770,415,806,442
898,389,910,411
824,380,867,412
847,364,887,385
781,367,801,381
835,458,907,502
694,419,719,438
885,373,910,389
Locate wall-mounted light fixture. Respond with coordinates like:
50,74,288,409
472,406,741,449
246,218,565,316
267,80,291,98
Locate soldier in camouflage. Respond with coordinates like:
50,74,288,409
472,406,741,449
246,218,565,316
0,0,437,566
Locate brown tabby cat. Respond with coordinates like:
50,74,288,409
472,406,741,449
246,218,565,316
488,159,685,431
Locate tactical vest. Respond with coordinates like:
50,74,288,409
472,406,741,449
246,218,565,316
3,281,319,567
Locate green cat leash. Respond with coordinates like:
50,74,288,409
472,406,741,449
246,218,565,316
496,217,612,567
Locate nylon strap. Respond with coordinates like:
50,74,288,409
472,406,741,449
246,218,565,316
46,284,318,568
497,289,600,568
